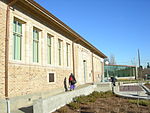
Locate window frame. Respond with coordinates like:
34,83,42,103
66,43,70,67
47,34,53,64
58,39,62,66
33,28,40,63
13,19,23,60
47,72,56,84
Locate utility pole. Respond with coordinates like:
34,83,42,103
138,49,141,68
138,49,142,79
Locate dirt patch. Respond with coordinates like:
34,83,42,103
53,93,150,113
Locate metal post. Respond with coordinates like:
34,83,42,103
105,61,109,82
6,98,10,113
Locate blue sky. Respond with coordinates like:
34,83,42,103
35,0,150,67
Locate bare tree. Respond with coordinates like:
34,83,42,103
131,58,137,66
109,54,116,65
104,58,109,63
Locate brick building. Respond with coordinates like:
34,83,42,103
0,0,106,110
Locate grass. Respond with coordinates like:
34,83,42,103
128,99,150,106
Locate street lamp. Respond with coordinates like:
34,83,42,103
105,61,109,81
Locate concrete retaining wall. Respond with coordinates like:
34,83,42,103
34,85,97,113
94,82,112,92
0,99,7,113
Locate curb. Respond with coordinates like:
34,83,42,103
114,92,150,100
141,84,150,95
114,84,150,100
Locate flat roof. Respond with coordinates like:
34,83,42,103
105,64,136,67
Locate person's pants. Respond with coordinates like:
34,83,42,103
70,84,75,90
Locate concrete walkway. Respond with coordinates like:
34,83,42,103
11,82,112,113
10,82,150,113
114,83,150,100
11,83,103,113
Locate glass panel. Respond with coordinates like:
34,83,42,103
58,40,61,65
104,65,136,78
47,46,51,64
13,34,16,59
47,36,51,64
33,28,39,62
66,44,69,66
33,41,39,62
13,21,16,32
18,22,22,34
13,20,22,60
33,29,39,40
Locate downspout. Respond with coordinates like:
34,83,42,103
5,0,18,99
5,1,18,113
92,53,94,83
72,42,75,75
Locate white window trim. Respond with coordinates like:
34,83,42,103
58,39,63,66
11,17,26,63
47,33,54,65
32,27,42,64
66,42,71,68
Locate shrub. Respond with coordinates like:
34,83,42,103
73,91,114,104
73,95,89,104
68,102,80,110
128,99,150,106
57,107,67,113
68,91,114,110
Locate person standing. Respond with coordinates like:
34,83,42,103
69,73,76,91
111,76,117,86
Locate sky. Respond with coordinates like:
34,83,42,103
34,0,150,67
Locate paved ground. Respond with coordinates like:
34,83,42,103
11,82,150,113
119,85,143,91
115,83,150,100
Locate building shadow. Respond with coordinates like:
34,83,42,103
19,105,33,113
64,77,68,92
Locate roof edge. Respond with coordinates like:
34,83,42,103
13,0,107,58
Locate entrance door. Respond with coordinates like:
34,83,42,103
83,60,87,83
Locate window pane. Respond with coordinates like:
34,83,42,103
13,20,22,60
13,21,16,32
58,40,61,65
33,29,39,40
47,36,51,64
13,34,17,59
47,46,51,64
66,44,69,66
18,23,22,34
49,73,54,82
17,35,21,60
33,28,39,62
33,41,39,62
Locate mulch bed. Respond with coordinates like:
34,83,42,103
53,96,150,113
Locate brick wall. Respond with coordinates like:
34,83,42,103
8,64,72,97
0,1,104,99
0,1,7,98
7,4,74,98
